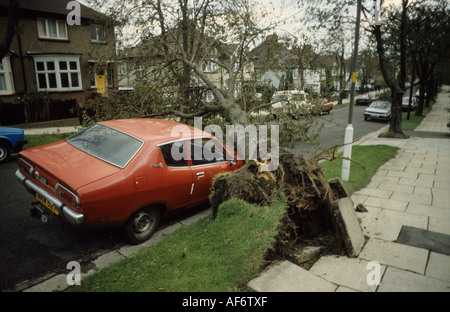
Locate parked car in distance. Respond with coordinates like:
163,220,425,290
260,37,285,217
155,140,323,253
271,90,330,116
271,90,309,116
0,126,27,164
15,119,245,244
313,101,333,115
364,101,391,121
401,96,418,111
356,94,373,106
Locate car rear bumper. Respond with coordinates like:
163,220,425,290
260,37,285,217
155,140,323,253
364,113,390,120
15,170,84,226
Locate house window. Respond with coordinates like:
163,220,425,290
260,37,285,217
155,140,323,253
37,18,68,40
34,56,82,91
90,24,106,43
201,60,218,73
0,57,15,95
205,91,214,103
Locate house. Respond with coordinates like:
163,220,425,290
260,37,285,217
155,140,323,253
117,36,255,105
250,34,342,95
0,0,117,125
250,34,299,91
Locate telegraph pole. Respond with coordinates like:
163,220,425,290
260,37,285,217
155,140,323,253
341,0,362,181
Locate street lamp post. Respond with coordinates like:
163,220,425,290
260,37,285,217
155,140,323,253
341,0,362,181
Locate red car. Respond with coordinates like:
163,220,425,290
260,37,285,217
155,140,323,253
16,119,244,244
312,101,333,115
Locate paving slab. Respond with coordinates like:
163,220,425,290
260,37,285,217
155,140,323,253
432,188,450,209
378,267,450,292
407,203,450,221
93,250,126,270
363,196,408,212
429,217,450,236
381,210,428,230
358,238,429,274
425,252,450,283
390,192,432,206
332,197,365,257
23,274,68,292
247,260,337,292
309,255,385,292
357,210,402,241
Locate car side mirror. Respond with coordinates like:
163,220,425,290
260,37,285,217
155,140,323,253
229,158,237,166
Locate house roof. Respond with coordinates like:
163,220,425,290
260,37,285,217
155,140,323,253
0,0,105,21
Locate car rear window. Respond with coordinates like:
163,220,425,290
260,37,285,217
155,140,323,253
67,123,143,168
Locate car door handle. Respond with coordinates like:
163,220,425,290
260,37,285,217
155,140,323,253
196,172,204,176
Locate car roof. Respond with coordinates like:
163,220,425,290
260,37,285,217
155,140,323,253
100,119,213,146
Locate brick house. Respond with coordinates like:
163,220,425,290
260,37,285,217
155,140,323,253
0,0,117,125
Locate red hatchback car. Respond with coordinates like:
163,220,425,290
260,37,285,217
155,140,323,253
16,119,244,244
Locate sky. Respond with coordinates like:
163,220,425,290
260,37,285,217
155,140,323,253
76,0,404,51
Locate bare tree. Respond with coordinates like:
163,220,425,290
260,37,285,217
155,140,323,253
90,0,277,125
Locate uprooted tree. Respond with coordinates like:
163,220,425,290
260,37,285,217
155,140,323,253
210,149,357,260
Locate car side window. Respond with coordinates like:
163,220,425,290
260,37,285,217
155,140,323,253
159,141,188,167
191,139,226,166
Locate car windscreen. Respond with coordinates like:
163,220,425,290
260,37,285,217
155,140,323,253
370,102,389,109
67,123,144,168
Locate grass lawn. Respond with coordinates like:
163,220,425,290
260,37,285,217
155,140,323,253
24,133,73,149
70,198,287,292
319,145,399,196
402,103,432,130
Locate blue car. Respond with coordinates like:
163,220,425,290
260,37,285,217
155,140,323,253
0,126,27,163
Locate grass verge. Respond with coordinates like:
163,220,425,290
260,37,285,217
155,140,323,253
319,145,399,196
24,133,73,149
69,198,287,292
401,103,433,130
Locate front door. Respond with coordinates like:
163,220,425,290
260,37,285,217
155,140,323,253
96,67,107,96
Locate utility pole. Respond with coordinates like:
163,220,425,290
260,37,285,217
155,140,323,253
341,0,362,181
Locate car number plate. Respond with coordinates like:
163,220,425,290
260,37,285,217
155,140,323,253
36,193,59,216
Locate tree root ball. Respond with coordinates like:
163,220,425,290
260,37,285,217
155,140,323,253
210,150,348,260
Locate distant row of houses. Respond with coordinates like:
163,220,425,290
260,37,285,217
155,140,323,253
0,0,345,125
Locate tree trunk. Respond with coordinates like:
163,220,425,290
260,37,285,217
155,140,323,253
389,90,404,135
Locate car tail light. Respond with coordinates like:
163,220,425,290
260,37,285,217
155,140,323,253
18,158,34,175
55,183,80,208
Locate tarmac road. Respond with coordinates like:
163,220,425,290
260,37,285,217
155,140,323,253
0,159,125,291
289,104,389,157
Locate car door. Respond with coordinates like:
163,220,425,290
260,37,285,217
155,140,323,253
157,140,193,211
188,138,230,206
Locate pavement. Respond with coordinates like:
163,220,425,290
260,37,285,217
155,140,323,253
249,85,450,292
17,86,450,292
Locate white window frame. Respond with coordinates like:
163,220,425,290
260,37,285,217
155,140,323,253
201,60,218,73
37,18,68,40
0,56,15,95
90,24,107,43
34,55,82,92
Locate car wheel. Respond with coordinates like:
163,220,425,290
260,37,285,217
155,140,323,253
125,207,161,244
0,142,11,164
364,116,368,121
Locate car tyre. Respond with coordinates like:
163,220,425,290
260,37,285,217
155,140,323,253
0,142,11,164
125,207,161,244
